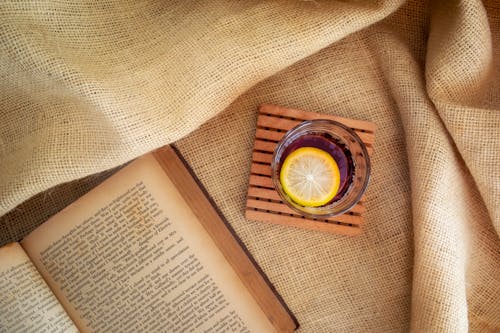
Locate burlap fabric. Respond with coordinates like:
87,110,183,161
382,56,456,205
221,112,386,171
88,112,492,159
1,1,499,332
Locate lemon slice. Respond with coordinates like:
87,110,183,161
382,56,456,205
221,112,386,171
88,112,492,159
280,147,340,207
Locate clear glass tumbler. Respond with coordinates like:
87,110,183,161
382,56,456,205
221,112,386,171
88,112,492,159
271,119,371,218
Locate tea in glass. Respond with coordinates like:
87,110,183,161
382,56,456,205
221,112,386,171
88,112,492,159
271,119,370,218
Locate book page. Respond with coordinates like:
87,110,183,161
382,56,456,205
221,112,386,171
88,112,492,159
0,242,77,332
21,154,278,333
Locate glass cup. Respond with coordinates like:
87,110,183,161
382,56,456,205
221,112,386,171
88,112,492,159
271,119,371,218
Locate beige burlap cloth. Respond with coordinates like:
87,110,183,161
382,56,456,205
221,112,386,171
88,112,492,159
1,0,499,332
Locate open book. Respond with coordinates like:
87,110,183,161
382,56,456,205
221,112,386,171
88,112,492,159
0,146,297,333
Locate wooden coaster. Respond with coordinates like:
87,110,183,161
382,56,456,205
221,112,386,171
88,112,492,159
245,104,376,236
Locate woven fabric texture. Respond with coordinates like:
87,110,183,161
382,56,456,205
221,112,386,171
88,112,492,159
1,1,499,332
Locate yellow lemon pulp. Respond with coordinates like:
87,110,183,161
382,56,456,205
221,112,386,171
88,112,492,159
280,147,340,207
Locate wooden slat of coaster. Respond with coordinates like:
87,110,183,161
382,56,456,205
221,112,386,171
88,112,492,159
255,128,283,142
252,152,273,164
257,119,375,146
257,115,376,147
245,210,363,236
245,104,376,236
247,199,363,225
